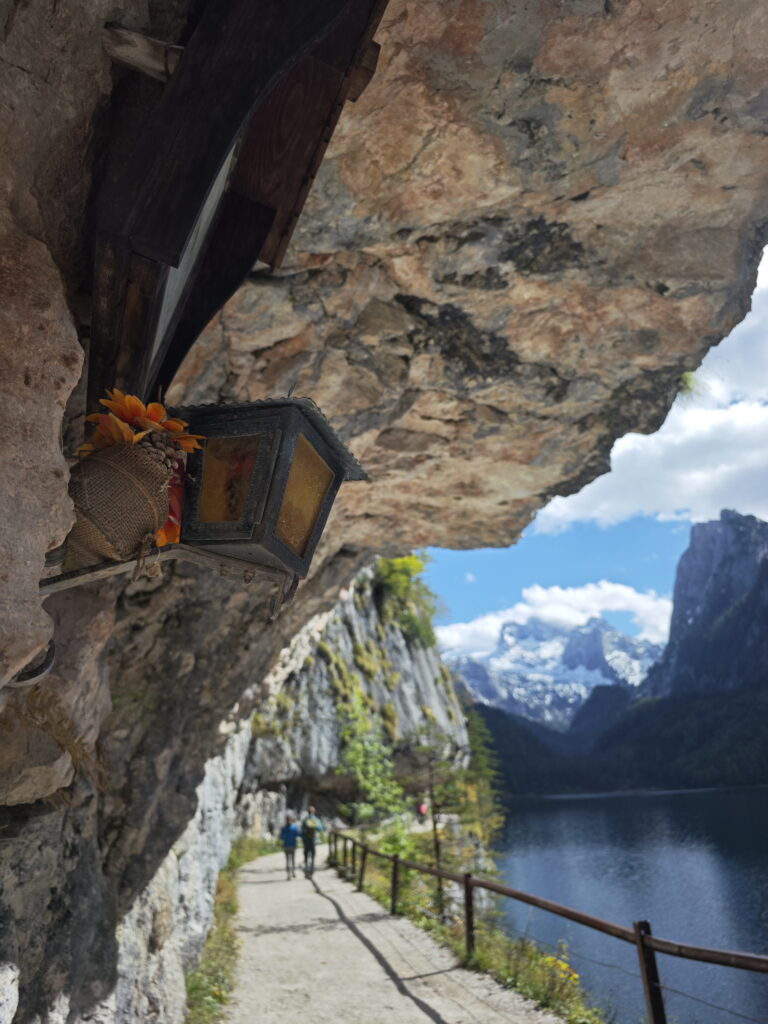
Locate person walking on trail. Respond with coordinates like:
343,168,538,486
279,813,300,879
301,806,324,877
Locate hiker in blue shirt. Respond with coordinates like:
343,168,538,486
301,806,324,877
279,813,301,879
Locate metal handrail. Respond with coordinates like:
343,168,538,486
329,829,768,1024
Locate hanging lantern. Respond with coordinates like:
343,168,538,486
177,398,367,578
41,396,366,605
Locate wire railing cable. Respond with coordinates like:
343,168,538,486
330,830,768,1024
658,982,768,1024
500,918,645,982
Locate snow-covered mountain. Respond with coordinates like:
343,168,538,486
446,618,662,729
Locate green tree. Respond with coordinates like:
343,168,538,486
336,689,406,824
398,723,469,918
463,706,505,847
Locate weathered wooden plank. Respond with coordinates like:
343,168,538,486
103,27,183,82
264,0,390,266
124,0,350,266
136,142,240,397
39,543,288,595
152,192,275,397
230,54,342,267
115,253,167,400
312,0,385,73
88,235,132,408
347,41,381,102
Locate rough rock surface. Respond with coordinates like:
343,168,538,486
0,586,113,804
170,0,768,556
0,574,464,1024
1,0,768,1021
249,569,467,794
0,214,83,690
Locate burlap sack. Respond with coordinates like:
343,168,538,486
65,444,171,570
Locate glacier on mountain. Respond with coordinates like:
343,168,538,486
445,617,662,729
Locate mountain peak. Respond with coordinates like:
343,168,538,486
645,510,768,696
450,615,662,729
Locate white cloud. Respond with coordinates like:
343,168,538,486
537,401,768,531
464,572,477,583
536,248,768,533
436,580,672,656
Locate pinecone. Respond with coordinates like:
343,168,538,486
138,430,183,471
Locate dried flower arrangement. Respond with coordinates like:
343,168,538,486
66,389,204,569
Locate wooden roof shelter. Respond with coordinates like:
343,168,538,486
89,0,389,409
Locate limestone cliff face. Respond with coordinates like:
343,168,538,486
1,0,768,1020
248,568,467,796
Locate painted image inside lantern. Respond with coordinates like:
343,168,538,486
199,435,261,523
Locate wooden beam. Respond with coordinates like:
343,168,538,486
121,0,351,267
230,54,344,266
347,40,380,102
39,544,289,596
151,192,275,397
90,0,350,403
103,27,183,82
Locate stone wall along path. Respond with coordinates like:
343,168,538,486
227,850,561,1024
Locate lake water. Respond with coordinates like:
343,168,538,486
496,788,768,1024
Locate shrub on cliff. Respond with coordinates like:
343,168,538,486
372,553,437,648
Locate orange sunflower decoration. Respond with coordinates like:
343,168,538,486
77,389,204,546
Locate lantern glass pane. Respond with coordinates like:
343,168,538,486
199,435,261,523
277,434,334,555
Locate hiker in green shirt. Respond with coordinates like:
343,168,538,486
301,806,324,877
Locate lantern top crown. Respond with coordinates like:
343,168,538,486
172,396,368,482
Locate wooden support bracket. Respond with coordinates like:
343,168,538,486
39,544,290,595
347,40,380,101
103,27,183,82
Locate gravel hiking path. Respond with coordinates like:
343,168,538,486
226,849,561,1024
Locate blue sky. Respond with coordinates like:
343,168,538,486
428,249,768,655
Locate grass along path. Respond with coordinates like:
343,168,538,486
185,837,278,1024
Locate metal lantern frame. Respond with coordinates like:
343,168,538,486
177,397,367,578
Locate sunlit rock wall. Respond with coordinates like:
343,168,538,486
171,0,768,554
248,568,467,796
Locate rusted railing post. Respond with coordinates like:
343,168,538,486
357,844,368,891
351,839,357,879
329,831,336,865
464,873,475,960
634,920,667,1024
390,854,400,915
342,836,348,876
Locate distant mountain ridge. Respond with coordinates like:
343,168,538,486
644,510,768,696
447,617,661,729
473,510,768,798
